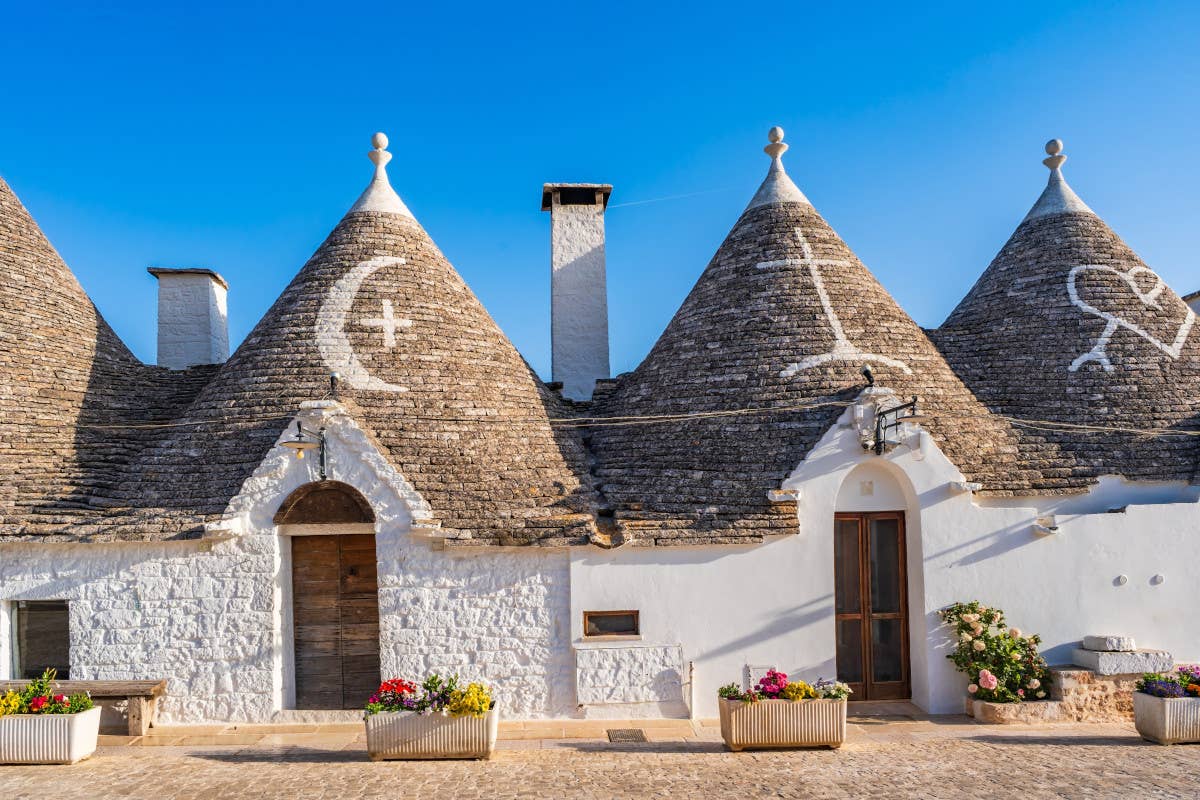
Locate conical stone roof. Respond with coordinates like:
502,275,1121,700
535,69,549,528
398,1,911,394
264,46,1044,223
935,140,1200,485
0,178,215,539
103,134,600,543
589,130,1043,545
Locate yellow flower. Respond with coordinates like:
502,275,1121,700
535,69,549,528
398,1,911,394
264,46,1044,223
780,681,817,701
0,691,20,717
447,683,493,718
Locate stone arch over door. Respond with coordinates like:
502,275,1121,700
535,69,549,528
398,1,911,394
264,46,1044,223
277,481,381,710
833,462,914,701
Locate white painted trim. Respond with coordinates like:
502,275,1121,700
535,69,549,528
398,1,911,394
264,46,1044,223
0,601,12,681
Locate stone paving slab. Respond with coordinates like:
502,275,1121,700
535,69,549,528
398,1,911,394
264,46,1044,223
2,720,1199,799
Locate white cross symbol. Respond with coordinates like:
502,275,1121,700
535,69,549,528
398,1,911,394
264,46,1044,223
360,299,412,349
760,228,913,378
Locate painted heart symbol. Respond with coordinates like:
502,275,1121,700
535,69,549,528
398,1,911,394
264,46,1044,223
1067,264,1195,372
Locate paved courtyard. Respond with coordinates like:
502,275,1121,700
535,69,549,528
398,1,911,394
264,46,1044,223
2,715,1199,799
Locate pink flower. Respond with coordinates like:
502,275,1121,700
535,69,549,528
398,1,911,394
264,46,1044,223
978,670,998,691
53,695,66,704
967,684,978,694
1017,689,1025,697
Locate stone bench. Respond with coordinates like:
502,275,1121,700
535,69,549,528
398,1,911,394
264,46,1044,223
0,679,167,735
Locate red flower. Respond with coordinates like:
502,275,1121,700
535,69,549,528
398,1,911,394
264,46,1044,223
53,695,67,704
29,696,48,712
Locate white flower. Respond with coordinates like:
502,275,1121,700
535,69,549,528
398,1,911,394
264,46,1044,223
1036,691,1046,699
988,626,999,637
960,632,972,643
1027,679,1041,690
973,640,986,652
1009,628,1022,638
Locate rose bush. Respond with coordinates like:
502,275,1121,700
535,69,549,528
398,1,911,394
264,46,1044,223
939,601,1051,703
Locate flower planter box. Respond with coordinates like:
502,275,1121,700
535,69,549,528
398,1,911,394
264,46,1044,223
365,709,499,760
1134,692,1200,745
0,707,102,765
719,697,846,751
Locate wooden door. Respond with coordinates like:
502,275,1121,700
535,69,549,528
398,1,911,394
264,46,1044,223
834,512,910,700
291,534,381,709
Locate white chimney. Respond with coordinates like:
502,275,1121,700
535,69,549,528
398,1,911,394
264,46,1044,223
542,183,612,400
147,267,230,369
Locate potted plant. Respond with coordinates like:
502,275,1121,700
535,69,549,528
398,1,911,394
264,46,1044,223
364,674,498,760
718,670,851,751
1133,666,1200,745
0,669,100,765
939,601,1054,722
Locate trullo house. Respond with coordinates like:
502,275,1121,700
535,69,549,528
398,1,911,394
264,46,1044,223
0,130,1196,722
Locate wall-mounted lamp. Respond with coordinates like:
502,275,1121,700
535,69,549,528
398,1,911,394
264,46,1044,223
861,364,875,387
866,396,926,455
281,421,328,480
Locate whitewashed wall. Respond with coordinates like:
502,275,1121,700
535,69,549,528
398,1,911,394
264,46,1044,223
570,536,837,719
784,396,1200,714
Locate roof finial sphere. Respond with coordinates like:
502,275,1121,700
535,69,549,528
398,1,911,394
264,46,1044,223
1045,138,1063,156
768,126,785,144
372,132,389,150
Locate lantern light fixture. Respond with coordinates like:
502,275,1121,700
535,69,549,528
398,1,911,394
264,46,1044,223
281,421,328,479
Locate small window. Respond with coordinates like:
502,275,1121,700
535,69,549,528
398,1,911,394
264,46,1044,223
16,600,70,679
584,610,639,638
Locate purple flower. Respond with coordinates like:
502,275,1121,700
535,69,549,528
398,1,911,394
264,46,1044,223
1141,679,1186,698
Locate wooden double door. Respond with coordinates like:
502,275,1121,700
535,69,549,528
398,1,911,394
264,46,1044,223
834,512,910,700
291,534,381,709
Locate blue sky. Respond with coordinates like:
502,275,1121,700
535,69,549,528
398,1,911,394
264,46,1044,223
3,1,1198,377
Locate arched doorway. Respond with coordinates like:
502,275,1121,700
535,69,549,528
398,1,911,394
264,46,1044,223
833,464,911,700
276,481,380,710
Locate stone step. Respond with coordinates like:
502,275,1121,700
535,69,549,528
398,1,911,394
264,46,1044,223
1070,648,1172,676
270,709,364,725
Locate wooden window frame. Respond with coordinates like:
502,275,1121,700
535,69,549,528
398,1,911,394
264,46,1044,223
833,511,911,701
583,610,640,638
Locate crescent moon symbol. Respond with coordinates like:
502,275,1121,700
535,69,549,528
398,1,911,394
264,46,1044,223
315,256,409,392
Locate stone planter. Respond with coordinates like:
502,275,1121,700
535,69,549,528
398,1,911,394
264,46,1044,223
1134,692,1200,745
0,707,102,765
365,709,498,760
719,698,846,751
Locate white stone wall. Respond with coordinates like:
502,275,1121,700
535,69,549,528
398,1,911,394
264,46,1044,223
153,271,229,369
574,642,685,718
377,541,575,718
0,537,277,722
550,202,610,400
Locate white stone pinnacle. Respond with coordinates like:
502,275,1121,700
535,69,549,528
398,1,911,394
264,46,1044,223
349,131,414,218
745,126,811,211
1022,137,1093,222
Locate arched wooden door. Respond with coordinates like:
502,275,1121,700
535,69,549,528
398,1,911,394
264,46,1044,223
278,482,381,710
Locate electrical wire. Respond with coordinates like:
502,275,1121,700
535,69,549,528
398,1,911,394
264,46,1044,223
71,400,1200,439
